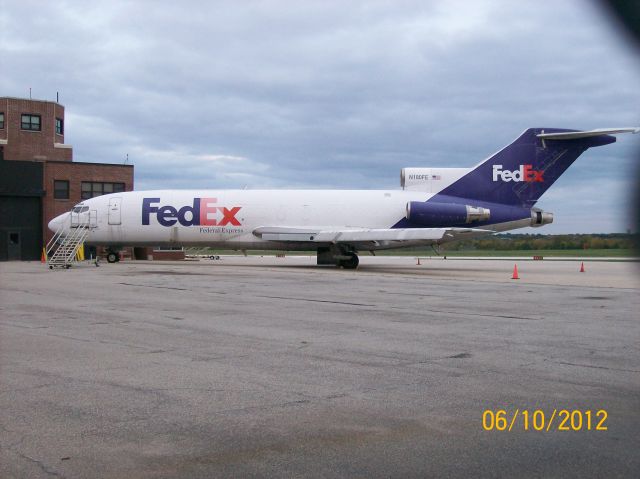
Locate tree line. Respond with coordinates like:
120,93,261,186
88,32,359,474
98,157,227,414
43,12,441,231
444,233,638,251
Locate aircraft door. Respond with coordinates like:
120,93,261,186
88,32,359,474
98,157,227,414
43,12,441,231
7,231,21,260
89,209,98,228
108,197,122,225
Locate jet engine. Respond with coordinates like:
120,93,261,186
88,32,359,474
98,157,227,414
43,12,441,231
406,202,490,227
530,209,553,227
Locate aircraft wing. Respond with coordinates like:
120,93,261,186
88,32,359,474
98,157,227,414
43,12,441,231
253,226,493,247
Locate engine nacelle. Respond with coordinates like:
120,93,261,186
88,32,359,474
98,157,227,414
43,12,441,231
406,202,490,227
530,209,553,227
401,167,469,191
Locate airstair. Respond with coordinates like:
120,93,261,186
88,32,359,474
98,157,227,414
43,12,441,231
46,208,96,269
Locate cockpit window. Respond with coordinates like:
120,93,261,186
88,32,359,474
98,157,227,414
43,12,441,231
72,206,89,213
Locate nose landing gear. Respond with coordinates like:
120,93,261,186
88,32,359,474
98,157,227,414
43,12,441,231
106,249,120,263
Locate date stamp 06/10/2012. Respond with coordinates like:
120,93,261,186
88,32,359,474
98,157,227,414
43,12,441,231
482,409,608,432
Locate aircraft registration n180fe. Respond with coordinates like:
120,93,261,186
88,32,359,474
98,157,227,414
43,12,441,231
48,127,639,268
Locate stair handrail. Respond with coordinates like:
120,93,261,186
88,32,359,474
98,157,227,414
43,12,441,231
61,226,88,262
47,222,91,267
45,223,66,257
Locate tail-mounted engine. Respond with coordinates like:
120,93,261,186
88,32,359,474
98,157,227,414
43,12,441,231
406,202,490,227
530,208,553,227
400,167,469,191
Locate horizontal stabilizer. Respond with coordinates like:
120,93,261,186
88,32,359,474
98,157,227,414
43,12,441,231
536,127,639,140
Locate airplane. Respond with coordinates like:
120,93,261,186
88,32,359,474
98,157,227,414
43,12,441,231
48,127,639,268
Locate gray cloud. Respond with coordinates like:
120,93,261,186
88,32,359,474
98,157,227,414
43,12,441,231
2,0,639,232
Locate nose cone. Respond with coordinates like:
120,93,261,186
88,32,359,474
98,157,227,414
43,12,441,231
48,213,69,233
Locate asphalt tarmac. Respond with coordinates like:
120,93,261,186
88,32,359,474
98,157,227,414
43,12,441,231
1,257,639,478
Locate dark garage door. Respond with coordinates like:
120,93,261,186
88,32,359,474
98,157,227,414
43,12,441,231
0,197,42,261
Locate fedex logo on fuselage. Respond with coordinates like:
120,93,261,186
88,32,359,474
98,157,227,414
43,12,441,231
492,164,544,182
142,198,241,227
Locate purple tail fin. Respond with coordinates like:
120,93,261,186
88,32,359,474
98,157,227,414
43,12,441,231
437,128,615,208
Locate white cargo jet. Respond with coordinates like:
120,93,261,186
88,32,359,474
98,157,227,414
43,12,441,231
48,127,638,268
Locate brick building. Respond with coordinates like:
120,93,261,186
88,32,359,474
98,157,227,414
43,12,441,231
0,97,72,162
0,96,134,260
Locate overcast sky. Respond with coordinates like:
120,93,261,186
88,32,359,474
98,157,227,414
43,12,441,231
2,0,639,233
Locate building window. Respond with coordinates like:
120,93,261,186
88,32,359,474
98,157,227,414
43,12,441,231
55,117,64,135
21,114,41,131
53,180,70,199
0,112,4,129
81,181,125,199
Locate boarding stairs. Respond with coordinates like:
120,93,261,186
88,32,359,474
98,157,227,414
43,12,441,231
46,209,96,269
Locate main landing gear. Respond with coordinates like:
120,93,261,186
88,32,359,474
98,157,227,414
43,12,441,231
338,253,359,270
317,247,360,269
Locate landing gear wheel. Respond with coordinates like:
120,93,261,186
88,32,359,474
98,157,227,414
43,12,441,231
339,254,359,269
107,252,118,263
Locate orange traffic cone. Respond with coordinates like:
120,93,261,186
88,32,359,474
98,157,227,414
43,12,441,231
580,261,585,273
511,264,519,280
41,248,46,264
416,257,421,265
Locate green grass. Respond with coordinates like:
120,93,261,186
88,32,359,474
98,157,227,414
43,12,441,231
425,249,636,258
